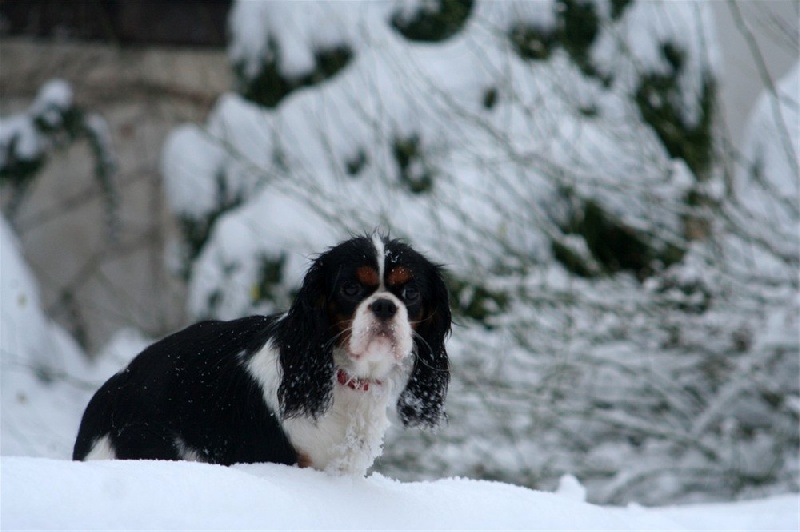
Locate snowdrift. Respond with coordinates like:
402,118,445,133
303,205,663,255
2,457,797,530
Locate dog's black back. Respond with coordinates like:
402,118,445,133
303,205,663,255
72,316,297,465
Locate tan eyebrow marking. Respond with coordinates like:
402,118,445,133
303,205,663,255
356,266,379,286
387,266,412,287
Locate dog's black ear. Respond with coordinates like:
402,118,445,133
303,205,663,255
275,257,334,419
398,264,452,428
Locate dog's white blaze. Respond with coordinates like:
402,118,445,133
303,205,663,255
372,233,386,286
85,435,116,460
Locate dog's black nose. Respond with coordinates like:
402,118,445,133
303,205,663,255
370,298,397,320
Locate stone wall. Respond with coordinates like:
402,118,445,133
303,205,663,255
0,38,231,352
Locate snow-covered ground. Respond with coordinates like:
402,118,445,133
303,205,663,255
2,456,797,530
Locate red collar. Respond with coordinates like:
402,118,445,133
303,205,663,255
336,369,382,392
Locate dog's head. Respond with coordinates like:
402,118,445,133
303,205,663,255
276,234,451,427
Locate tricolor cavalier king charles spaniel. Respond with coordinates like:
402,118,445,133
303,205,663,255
72,235,451,475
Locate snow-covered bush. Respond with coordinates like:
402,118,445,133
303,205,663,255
162,0,798,504
0,79,116,228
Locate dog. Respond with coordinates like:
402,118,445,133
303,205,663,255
72,234,451,475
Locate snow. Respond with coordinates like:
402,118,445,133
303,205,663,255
1,215,145,457
29,79,73,126
161,124,227,220
0,216,86,457
0,79,74,165
2,457,797,531
229,1,374,79
474,0,557,31
734,61,799,259
592,0,721,126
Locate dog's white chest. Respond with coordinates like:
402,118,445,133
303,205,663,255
247,346,398,476
283,384,392,475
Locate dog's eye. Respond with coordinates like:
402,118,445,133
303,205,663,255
402,284,420,303
340,281,362,299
